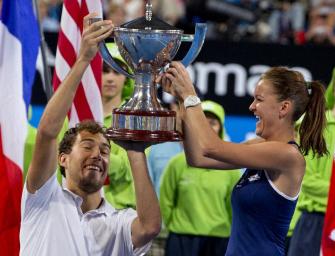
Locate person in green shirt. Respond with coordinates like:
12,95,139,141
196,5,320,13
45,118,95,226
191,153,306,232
287,68,335,256
102,43,136,209
24,106,37,178
160,100,241,256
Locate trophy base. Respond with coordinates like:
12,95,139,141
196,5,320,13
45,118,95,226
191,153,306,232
108,109,182,142
107,129,182,142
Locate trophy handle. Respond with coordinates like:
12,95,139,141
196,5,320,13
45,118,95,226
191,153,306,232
99,41,135,79
181,23,207,67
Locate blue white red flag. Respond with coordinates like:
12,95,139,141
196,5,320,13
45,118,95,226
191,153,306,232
0,0,39,255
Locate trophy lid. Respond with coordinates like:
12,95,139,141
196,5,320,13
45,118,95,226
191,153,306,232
120,15,182,32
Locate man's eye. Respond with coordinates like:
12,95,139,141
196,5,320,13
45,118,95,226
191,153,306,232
101,149,110,155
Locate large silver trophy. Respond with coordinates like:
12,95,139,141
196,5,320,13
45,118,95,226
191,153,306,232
98,1,206,142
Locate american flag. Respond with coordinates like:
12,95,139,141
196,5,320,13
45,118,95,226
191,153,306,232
53,0,103,126
0,0,39,254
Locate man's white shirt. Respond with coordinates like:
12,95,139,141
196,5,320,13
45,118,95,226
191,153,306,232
20,174,151,256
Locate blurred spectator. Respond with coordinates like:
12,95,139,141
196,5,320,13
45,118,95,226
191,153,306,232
37,0,60,32
111,0,144,22
268,0,306,44
152,0,186,25
305,2,335,46
47,0,62,20
105,3,127,26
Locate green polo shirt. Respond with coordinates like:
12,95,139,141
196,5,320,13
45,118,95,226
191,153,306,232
103,114,136,209
160,152,241,237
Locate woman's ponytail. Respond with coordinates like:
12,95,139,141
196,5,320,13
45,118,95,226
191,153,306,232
299,81,328,157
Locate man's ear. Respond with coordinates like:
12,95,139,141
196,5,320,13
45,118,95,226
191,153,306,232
58,153,67,169
279,100,291,119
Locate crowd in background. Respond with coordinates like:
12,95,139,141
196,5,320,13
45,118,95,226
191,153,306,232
36,0,335,46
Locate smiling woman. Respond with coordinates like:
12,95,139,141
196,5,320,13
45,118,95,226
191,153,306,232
249,79,281,139
260,67,327,156
159,62,327,256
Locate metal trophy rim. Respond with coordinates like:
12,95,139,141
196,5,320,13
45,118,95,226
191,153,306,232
114,27,183,34
114,27,194,42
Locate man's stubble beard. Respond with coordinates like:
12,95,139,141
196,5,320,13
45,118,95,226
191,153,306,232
78,174,105,194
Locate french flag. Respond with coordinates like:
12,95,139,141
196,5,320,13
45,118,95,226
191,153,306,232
0,0,39,255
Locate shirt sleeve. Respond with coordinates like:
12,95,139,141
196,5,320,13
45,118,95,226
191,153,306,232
118,208,152,256
21,173,59,222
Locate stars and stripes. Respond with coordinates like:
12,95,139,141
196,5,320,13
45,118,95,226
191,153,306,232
53,0,103,127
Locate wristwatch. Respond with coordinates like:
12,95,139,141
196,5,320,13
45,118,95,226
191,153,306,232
183,95,201,108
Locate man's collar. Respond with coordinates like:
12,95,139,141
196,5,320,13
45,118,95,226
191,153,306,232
62,187,115,217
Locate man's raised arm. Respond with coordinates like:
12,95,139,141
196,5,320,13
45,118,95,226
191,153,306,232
26,15,113,193
115,141,161,248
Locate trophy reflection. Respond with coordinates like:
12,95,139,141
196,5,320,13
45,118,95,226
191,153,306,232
96,1,207,142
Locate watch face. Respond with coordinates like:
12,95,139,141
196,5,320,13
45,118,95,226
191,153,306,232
185,95,200,108
190,97,197,104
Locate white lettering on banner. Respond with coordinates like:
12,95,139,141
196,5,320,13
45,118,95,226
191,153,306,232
163,63,312,102
194,63,247,96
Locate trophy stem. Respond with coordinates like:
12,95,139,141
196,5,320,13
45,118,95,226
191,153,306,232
121,72,164,111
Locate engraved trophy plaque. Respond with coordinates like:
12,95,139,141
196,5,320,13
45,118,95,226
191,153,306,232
97,1,207,142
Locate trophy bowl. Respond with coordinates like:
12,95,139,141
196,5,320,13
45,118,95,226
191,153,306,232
96,1,207,142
